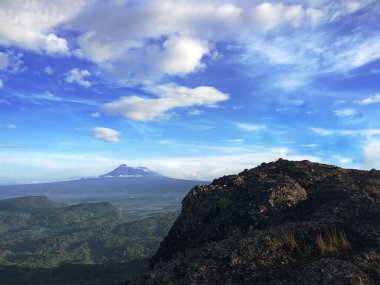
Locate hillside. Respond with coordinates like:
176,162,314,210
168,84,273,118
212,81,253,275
0,196,65,213
0,196,179,284
125,159,380,284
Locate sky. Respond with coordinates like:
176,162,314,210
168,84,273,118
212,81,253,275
0,0,380,184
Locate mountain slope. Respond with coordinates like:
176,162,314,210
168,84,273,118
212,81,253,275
124,159,380,284
0,196,178,268
0,196,65,213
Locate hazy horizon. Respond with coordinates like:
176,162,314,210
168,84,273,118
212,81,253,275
1,0,380,184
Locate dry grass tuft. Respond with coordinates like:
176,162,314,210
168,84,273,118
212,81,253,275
282,227,310,257
316,228,350,255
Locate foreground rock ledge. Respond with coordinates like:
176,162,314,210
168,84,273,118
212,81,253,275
123,159,380,285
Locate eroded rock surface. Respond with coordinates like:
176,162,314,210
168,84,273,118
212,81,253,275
124,159,380,285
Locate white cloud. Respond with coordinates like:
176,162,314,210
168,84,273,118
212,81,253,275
0,51,24,73
5,124,16,129
329,37,380,72
66,0,325,81
332,155,354,165
346,1,362,13
0,0,88,54
188,109,204,116
252,3,304,31
0,151,127,183
235,122,266,132
119,148,321,181
65,68,91,87
161,36,209,75
357,93,380,105
216,4,242,19
104,83,229,121
91,112,101,118
1,0,378,81
0,53,8,70
334,108,358,117
0,147,322,183
306,8,324,26
299,144,318,148
364,138,380,169
92,127,120,142
310,127,380,136
43,66,54,74
0,79,3,89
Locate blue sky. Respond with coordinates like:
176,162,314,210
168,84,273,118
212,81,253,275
1,0,380,183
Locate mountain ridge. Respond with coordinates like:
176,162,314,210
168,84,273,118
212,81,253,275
0,196,65,213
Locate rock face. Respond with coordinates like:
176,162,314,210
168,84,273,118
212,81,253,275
124,159,380,284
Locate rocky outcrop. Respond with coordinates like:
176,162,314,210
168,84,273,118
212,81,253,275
123,159,380,284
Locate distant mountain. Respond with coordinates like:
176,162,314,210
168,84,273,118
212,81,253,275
0,167,209,212
100,164,162,178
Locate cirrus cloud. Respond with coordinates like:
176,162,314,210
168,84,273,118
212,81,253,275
235,122,266,132
334,108,358,117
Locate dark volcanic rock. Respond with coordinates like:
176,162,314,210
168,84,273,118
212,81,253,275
123,160,380,285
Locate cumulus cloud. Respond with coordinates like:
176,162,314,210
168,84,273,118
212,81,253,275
92,127,120,142
357,93,380,105
161,36,209,75
0,0,378,81
104,83,229,121
334,108,358,117
65,68,91,87
235,122,266,131
66,0,328,81
0,0,88,54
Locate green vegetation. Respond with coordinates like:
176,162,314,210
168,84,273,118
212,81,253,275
218,197,233,208
0,196,178,284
